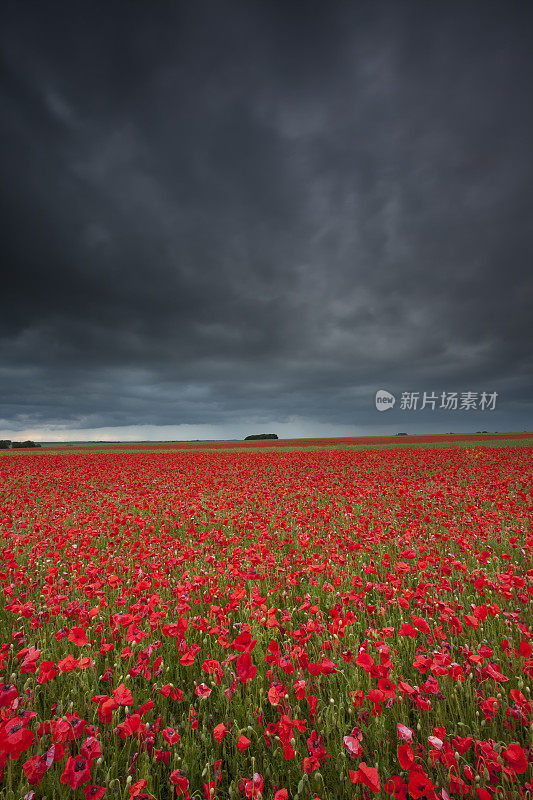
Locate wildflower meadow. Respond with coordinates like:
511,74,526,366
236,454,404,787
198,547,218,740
0,443,531,799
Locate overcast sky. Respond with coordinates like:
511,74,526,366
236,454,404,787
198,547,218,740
1,0,532,441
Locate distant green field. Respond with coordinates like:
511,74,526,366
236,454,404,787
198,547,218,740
3,434,533,454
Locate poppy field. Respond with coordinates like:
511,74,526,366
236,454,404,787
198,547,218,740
0,445,531,799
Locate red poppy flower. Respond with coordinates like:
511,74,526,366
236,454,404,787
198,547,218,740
349,762,380,793
384,775,404,796
320,658,337,675
116,714,141,738
83,787,106,800
50,717,73,744
0,717,35,760
236,651,257,683
22,746,55,785
137,699,155,716
213,723,227,743
484,663,509,682
267,683,284,706
37,660,58,684
68,627,89,646
451,735,473,754
449,774,470,795
113,683,133,706
378,678,396,699
502,743,527,774
293,679,306,699
58,654,79,672
60,756,92,788
202,658,224,684
519,639,532,658
343,735,363,759
356,651,375,672
307,730,328,761
81,736,102,762
241,773,264,799
97,696,118,723
397,723,414,743
398,744,415,771
0,684,19,708
302,756,320,774
231,631,257,653
170,770,189,796
129,779,150,797
162,726,181,745
19,647,41,675
237,734,251,752
407,770,434,799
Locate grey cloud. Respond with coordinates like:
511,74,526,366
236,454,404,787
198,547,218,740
1,0,532,436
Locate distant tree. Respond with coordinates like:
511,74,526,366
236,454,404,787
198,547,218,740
0,440,11,449
244,433,278,440
396,433,408,436
11,440,41,449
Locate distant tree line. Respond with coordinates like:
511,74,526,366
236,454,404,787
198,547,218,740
244,433,278,440
0,440,41,449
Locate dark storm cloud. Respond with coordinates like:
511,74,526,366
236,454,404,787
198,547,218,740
1,0,532,436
